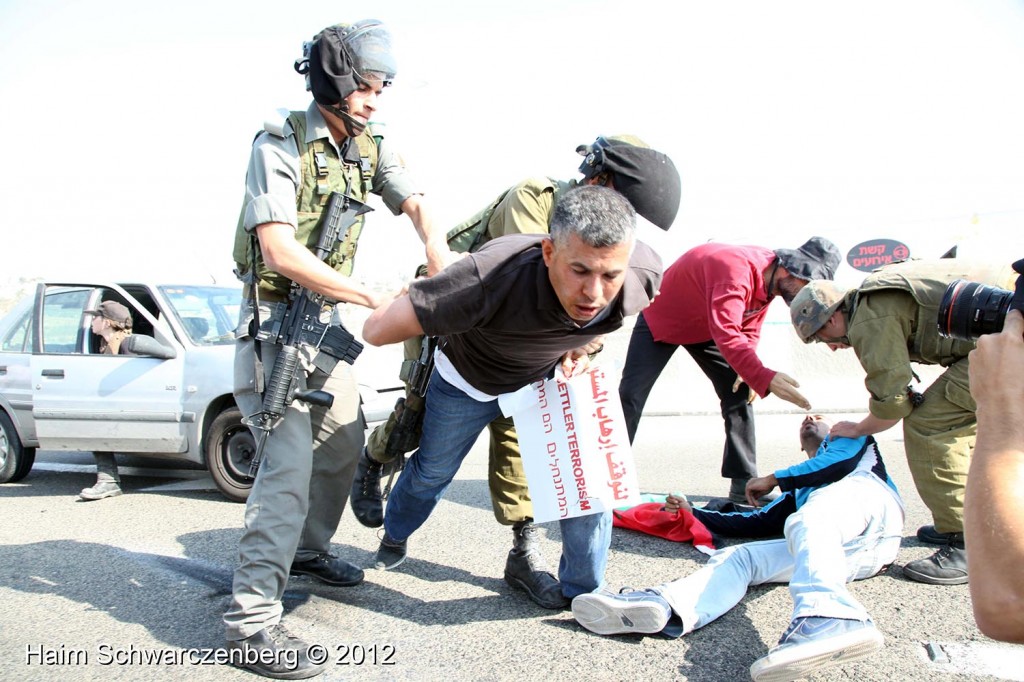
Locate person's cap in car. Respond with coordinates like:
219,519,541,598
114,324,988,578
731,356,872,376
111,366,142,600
85,301,133,328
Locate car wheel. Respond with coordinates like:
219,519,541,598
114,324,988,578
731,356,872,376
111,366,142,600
205,406,254,503
0,411,36,483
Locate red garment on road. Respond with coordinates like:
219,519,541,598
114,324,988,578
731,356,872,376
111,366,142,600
612,503,716,549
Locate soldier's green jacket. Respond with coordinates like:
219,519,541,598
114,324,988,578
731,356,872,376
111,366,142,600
446,176,578,254
845,259,1015,420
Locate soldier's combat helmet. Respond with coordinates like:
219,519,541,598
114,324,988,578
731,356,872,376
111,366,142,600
294,20,396,136
576,135,682,231
790,280,847,343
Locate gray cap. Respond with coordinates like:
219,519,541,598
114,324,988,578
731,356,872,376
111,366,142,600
790,280,846,342
774,237,842,282
85,301,133,329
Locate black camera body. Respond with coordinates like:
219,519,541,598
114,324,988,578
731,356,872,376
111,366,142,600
938,258,1024,341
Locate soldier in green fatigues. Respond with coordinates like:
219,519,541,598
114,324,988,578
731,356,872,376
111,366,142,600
790,259,1016,587
350,136,681,608
224,21,453,680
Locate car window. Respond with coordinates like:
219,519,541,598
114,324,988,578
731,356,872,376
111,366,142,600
159,285,241,346
0,307,31,353
42,288,90,354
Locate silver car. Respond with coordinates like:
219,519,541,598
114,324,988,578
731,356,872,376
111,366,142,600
0,281,256,502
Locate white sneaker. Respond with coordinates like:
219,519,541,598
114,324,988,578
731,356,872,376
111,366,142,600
571,589,672,636
750,617,883,682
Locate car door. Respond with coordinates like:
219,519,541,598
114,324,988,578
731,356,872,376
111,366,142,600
29,283,190,454
0,296,37,443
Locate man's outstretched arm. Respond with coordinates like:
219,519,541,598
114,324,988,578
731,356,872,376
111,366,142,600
966,309,1024,643
363,294,425,346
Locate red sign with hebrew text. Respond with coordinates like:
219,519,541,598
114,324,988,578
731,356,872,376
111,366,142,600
846,239,911,272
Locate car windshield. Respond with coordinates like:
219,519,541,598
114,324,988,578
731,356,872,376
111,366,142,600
158,285,241,346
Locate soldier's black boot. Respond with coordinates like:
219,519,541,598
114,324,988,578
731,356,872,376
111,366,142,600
902,533,968,585
504,521,569,609
349,448,385,528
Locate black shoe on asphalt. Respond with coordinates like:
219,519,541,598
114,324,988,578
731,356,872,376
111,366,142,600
916,524,957,546
350,448,385,528
226,624,326,679
290,553,364,586
375,533,407,570
504,550,569,610
902,535,968,585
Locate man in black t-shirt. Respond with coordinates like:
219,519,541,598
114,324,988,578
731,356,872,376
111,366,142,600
361,185,661,606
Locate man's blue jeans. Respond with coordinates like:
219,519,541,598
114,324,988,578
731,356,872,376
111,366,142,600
383,370,611,598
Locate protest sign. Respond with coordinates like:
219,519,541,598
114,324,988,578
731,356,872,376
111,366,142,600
500,366,641,523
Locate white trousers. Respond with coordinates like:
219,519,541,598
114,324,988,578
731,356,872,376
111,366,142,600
658,472,904,635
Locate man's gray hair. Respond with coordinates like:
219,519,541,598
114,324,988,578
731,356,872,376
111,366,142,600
549,185,636,248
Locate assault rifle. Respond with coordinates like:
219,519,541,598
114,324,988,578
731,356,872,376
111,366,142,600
384,335,437,458
245,191,374,477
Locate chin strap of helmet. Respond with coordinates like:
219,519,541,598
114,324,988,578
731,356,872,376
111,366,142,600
324,102,366,137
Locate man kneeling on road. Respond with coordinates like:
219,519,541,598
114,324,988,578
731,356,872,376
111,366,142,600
572,415,904,682
361,185,661,606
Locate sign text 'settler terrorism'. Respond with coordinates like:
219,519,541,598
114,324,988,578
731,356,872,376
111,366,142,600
506,366,640,523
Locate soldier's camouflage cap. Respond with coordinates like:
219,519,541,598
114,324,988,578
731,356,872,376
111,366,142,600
790,280,847,343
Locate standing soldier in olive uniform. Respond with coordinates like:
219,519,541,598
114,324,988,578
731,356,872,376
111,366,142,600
350,136,681,609
225,20,453,679
789,259,1015,587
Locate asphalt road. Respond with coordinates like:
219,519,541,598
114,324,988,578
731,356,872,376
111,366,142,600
2,412,1022,682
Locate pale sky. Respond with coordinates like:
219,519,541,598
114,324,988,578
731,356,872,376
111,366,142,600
2,0,1023,290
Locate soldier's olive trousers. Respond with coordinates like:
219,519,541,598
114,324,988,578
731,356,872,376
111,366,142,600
903,358,975,534
224,337,363,640
366,335,532,526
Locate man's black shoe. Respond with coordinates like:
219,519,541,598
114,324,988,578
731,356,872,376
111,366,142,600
350,448,385,528
290,553,364,586
226,624,325,679
902,535,968,585
504,550,569,609
504,522,569,609
916,524,957,546
374,533,407,570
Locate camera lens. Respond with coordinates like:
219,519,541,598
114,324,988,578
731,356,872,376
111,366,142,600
937,279,1013,341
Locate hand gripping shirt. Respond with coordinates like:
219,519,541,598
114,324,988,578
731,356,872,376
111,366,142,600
408,233,662,395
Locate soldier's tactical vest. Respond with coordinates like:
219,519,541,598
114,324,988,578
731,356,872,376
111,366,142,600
852,259,1016,361
444,177,572,255
232,110,380,298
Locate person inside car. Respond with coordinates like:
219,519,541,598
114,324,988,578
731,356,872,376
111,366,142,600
79,300,135,501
